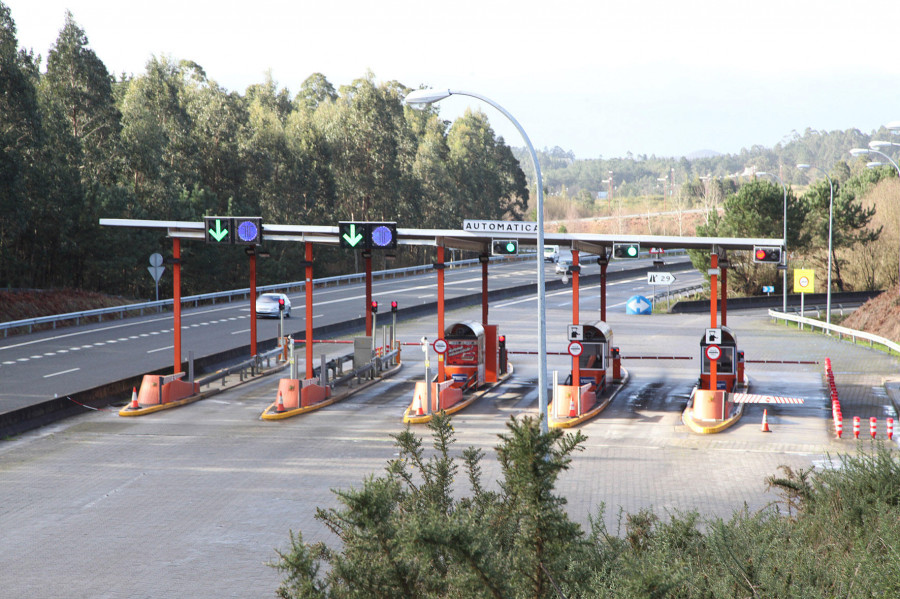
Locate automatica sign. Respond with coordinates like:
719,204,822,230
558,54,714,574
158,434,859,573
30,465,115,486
462,220,539,234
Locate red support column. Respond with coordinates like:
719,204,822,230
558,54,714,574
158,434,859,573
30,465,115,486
305,242,314,380
572,250,580,387
365,252,373,337
249,251,257,356
710,253,718,392
600,260,608,322
721,262,728,328
482,254,489,325
173,238,182,373
437,246,445,383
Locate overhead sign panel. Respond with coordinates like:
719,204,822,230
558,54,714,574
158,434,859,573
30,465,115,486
204,216,262,245
463,220,539,234
339,221,398,250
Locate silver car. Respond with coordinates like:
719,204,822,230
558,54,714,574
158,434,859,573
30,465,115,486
256,293,291,318
555,259,572,274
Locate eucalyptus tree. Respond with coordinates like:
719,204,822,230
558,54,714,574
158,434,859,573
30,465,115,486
0,1,44,287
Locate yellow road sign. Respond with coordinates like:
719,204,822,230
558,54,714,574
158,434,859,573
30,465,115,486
793,269,815,293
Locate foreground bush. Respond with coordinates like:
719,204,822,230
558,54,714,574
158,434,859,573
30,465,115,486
273,417,900,599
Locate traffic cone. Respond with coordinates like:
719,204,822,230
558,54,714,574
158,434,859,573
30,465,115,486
870,417,877,439
129,387,139,410
568,396,577,418
853,416,860,439
275,392,286,413
760,409,771,432
835,416,843,439
888,418,894,441
415,394,424,416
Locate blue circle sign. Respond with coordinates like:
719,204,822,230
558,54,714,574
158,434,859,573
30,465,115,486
371,225,394,248
236,220,259,243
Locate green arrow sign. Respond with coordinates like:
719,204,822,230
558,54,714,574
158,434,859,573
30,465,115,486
208,218,229,242
342,223,364,247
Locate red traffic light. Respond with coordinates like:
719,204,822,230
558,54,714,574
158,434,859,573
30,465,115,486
755,248,767,261
278,298,285,310
370,300,378,314
390,300,398,312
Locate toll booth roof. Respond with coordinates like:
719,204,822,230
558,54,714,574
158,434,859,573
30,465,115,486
446,321,485,339
584,321,612,340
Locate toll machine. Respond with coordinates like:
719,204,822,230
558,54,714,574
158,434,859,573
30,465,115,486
444,321,486,391
699,326,738,391
576,321,613,391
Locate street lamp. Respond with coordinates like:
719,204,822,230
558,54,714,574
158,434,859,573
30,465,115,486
756,171,788,312
404,88,550,433
850,147,900,295
796,164,835,325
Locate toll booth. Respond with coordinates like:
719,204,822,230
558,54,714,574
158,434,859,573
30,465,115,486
445,321,486,391
700,327,738,391
577,321,613,390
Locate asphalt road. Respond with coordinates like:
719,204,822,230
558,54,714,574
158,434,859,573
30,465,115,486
0,255,699,413
2,294,897,598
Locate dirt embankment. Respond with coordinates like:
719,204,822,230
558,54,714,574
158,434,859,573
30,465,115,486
0,289,134,322
840,285,900,343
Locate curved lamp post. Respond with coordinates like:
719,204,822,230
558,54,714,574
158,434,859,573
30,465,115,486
756,171,788,312
850,147,900,295
796,164,834,325
404,88,550,433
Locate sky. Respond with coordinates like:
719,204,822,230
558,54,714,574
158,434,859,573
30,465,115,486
6,0,900,160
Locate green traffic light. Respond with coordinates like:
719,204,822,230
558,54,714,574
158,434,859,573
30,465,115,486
627,245,638,257
505,241,516,253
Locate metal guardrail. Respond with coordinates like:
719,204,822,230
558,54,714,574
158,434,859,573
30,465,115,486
0,257,523,337
768,309,900,355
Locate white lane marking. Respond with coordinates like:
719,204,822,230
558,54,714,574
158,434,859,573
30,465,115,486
147,345,174,354
43,367,80,378
231,329,250,335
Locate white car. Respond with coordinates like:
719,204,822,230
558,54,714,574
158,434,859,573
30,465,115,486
555,259,572,274
256,292,291,318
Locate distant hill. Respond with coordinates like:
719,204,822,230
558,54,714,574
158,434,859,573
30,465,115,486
684,149,721,160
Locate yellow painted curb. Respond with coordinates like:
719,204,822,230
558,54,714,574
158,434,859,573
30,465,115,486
402,364,515,424
548,367,630,429
118,393,206,417
261,363,403,421
681,377,750,434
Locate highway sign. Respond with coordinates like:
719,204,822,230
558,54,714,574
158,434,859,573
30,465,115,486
205,216,231,243
705,328,722,344
462,219,539,234
432,338,448,354
705,344,721,361
762,285,775,294
626,295,652,315
794,269,814,293
647,272,676,285
568,341,584,357
567,324,584,341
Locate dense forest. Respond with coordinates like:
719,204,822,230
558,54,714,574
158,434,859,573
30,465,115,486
1,3,897,303
0,6,528,298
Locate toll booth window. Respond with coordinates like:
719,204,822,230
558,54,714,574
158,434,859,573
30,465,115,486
579,344,606,370
447,341,479,366
701,347,735,374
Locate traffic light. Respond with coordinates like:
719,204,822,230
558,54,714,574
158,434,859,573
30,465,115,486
390,300,398,313
753,246,783,263
492,239,519,255
612,242,640,259
205,216,232,244
205,216,263,245
233,217,262,245
370,300,378,314
498,335,506,349
278,297,285,312
339,221,398,250
369,222,398,250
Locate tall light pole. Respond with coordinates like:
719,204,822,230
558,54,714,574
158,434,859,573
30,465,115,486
757,171,788,312
404,88,550,433
850,147,900,295
797,164,834,325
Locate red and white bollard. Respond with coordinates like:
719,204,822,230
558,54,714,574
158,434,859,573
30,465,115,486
835,416,843,439
887,418,894,441
853,416,861,439
870,417,877,439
